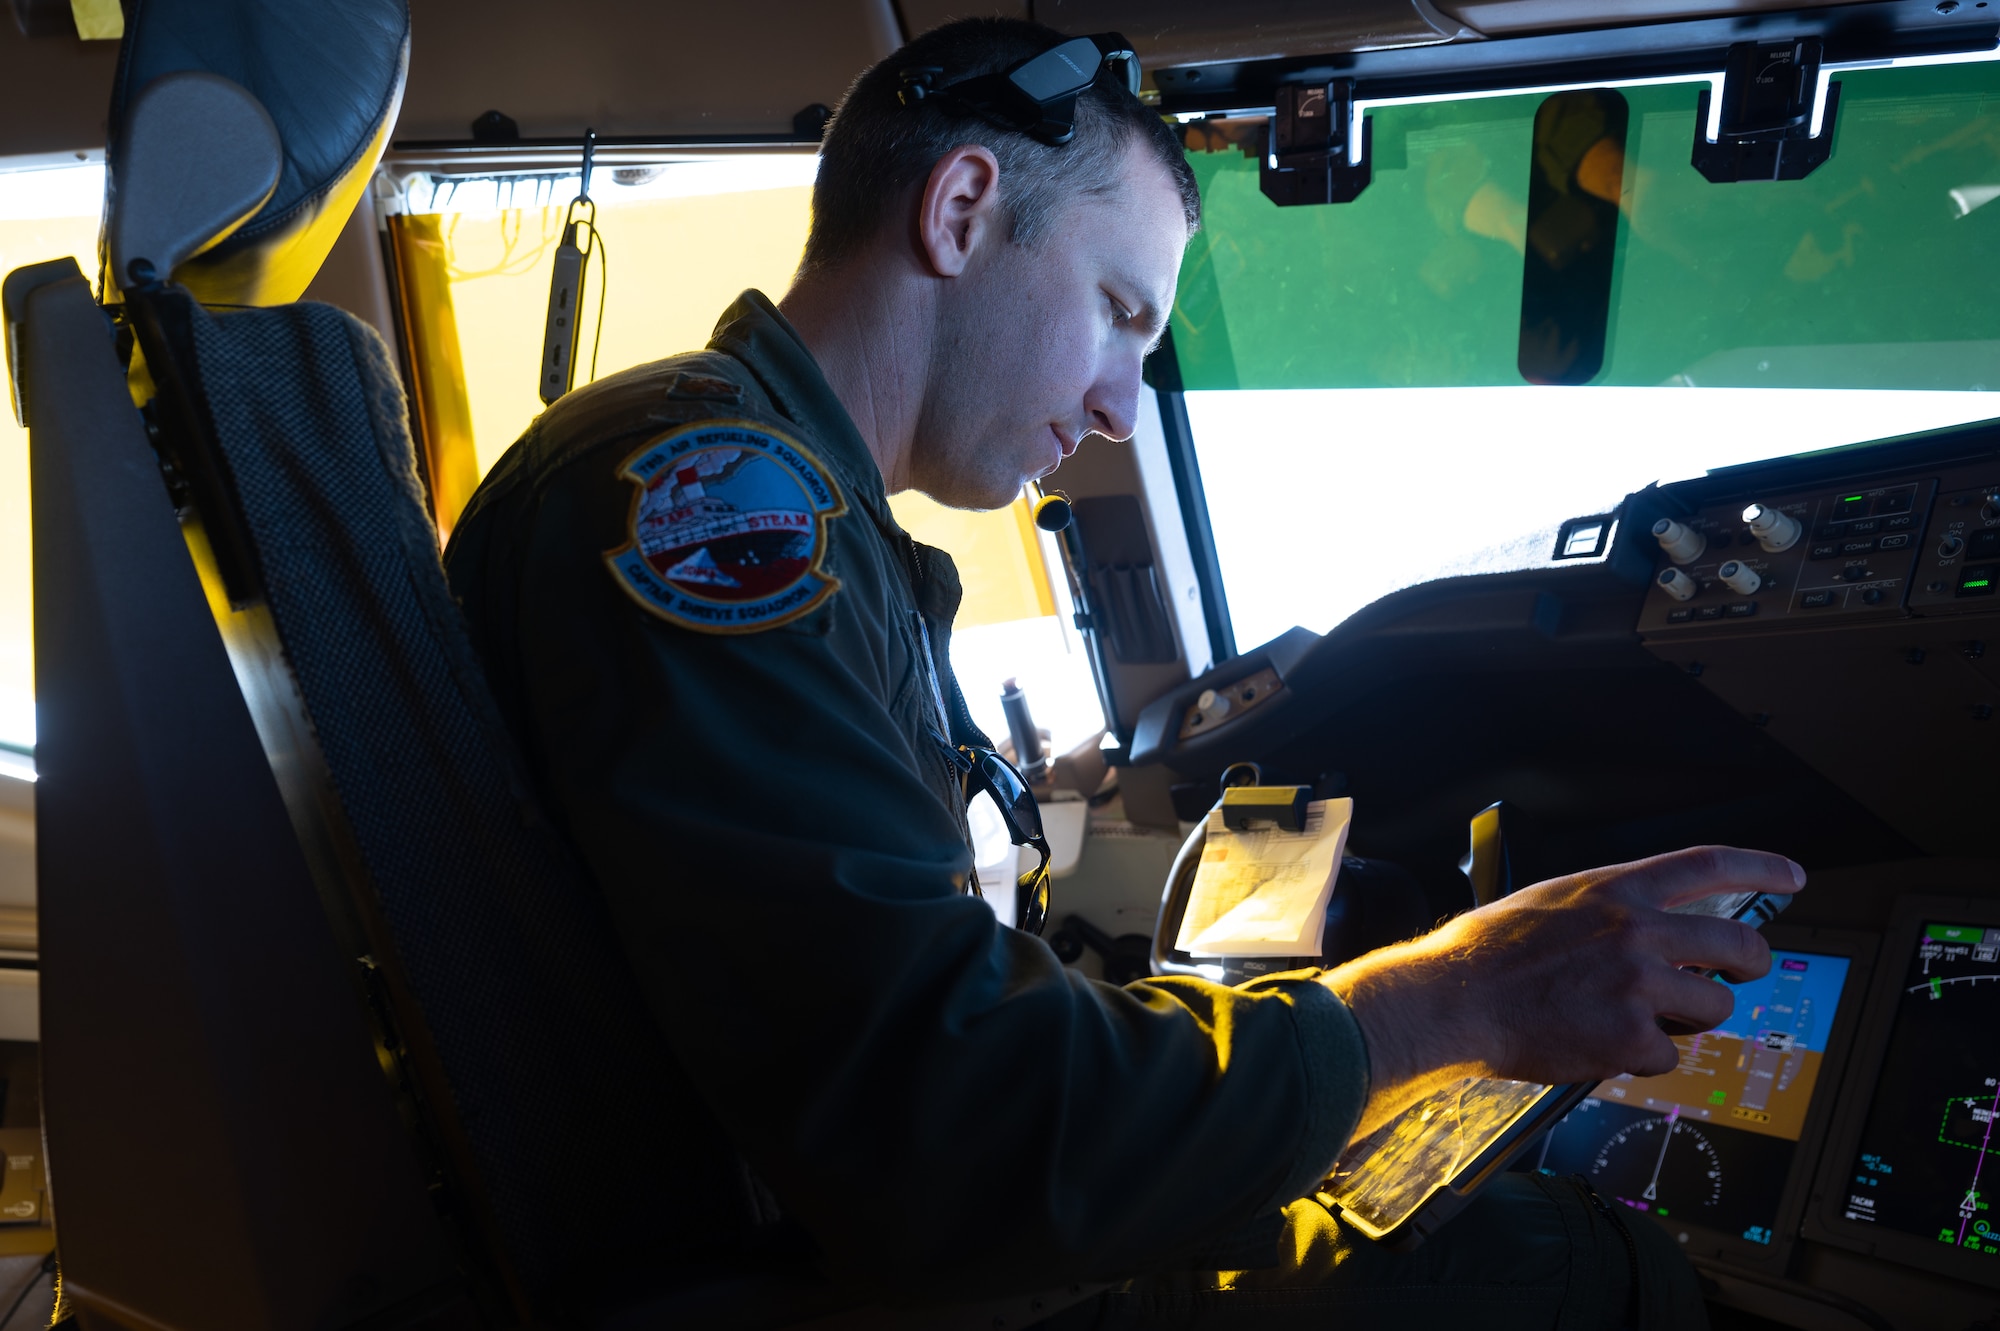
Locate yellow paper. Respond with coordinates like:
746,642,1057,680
69,0,123,40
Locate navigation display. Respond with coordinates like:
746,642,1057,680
1840,921,2000,1265
1528,949,1852,1246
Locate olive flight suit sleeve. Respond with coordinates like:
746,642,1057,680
448,410,1369,1300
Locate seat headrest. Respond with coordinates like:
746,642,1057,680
105,0,411,306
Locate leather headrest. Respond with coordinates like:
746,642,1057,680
104,0,410,306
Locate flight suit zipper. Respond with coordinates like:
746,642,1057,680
906,537,991,749
905,537,990,897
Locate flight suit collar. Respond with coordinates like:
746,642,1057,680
708,290,975,727
706,289,891,532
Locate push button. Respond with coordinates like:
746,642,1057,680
1876,490,1914,514
1666,607,1694,623
1840,538,1877,555
1694,605,1725,620
1849,518,1881,534
1861,587,1885,605
1959,565,1997,598
1970,528,2000,559
1725,601,1758,617
1801,590,1837,608
1885,514,1915,531
1831,494,1871,522
1877,533,1911,551
1809,542,1841,561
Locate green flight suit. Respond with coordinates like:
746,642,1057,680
444,291,1371,1304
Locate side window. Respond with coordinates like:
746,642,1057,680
386,155,1110,749
0,156,103,770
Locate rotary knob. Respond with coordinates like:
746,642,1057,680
1195,688,1232,725
1651,518,1707,565
1744,504,1803,553
1982,493,2000,522
1717,561,1762,595
1657,567,1699,602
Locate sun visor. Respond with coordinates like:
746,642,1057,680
103,0,410,307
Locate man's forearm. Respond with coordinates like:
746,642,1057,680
1323,942,1492,1142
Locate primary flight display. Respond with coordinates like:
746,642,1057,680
1531,949,1852,1245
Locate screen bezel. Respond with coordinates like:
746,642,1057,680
1803,895,2000,1289
1535,924,1877,1271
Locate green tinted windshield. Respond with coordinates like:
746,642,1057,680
1171,59,2000,392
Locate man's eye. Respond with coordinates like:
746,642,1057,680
1107,296,1132,324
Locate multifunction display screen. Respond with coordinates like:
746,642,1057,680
1842,922,2000,1264
1529,950,1852,1245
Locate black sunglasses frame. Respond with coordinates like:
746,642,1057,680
942,738,1054,936
898,32,1142,146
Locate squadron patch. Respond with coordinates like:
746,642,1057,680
605,419,846,634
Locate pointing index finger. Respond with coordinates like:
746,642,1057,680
1602,845,1805,912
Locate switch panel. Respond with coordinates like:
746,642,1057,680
1177,666,1283,741
1907,482,2000,611
1639,479,1939,634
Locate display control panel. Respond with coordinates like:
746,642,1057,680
1639,461,2000,635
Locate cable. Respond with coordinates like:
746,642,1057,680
0,1253,53,1329
584,220,608,385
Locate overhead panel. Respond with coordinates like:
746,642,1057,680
1436,0,1881,39
1032,0,1476,69
896,0,1029,37
0,23,119,158
393,0,903,142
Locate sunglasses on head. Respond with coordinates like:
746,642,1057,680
897,32,1141,147
939,736,1053,936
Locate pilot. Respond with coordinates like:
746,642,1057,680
444,17,1801,1327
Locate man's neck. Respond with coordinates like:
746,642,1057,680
778,261,932,494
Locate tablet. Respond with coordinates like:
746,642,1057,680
1525,926,1874,1267
1803,896,2000,1288
1317,889,1800,1249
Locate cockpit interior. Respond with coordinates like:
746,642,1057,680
2,0,1999,1327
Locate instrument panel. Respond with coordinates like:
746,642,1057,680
1126,422,2000,1325
1638,462,2000,636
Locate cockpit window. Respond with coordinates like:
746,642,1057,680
392,155,821,489
1171,56,2000,652
390,153,1106,762
0,157,103,766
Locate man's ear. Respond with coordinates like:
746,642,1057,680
918,145,1002,278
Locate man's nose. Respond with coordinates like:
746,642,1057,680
1083,357,1143,443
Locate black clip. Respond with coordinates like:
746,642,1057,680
1693,38,1842,183
1261,78,1372,207
898,66,943,107
1220,784,1312,832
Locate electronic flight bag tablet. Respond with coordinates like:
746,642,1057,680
1318,889,1799,1249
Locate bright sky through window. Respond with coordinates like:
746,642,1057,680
1191,387,1999,653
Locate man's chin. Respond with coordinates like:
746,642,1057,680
915,478,1034,513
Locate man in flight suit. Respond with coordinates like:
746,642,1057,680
445,17,1803,1327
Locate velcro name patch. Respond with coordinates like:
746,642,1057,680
605,419,846,634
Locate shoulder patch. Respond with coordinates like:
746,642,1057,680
605,419,847,634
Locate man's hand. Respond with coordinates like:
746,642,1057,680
1322,845,1805,1142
